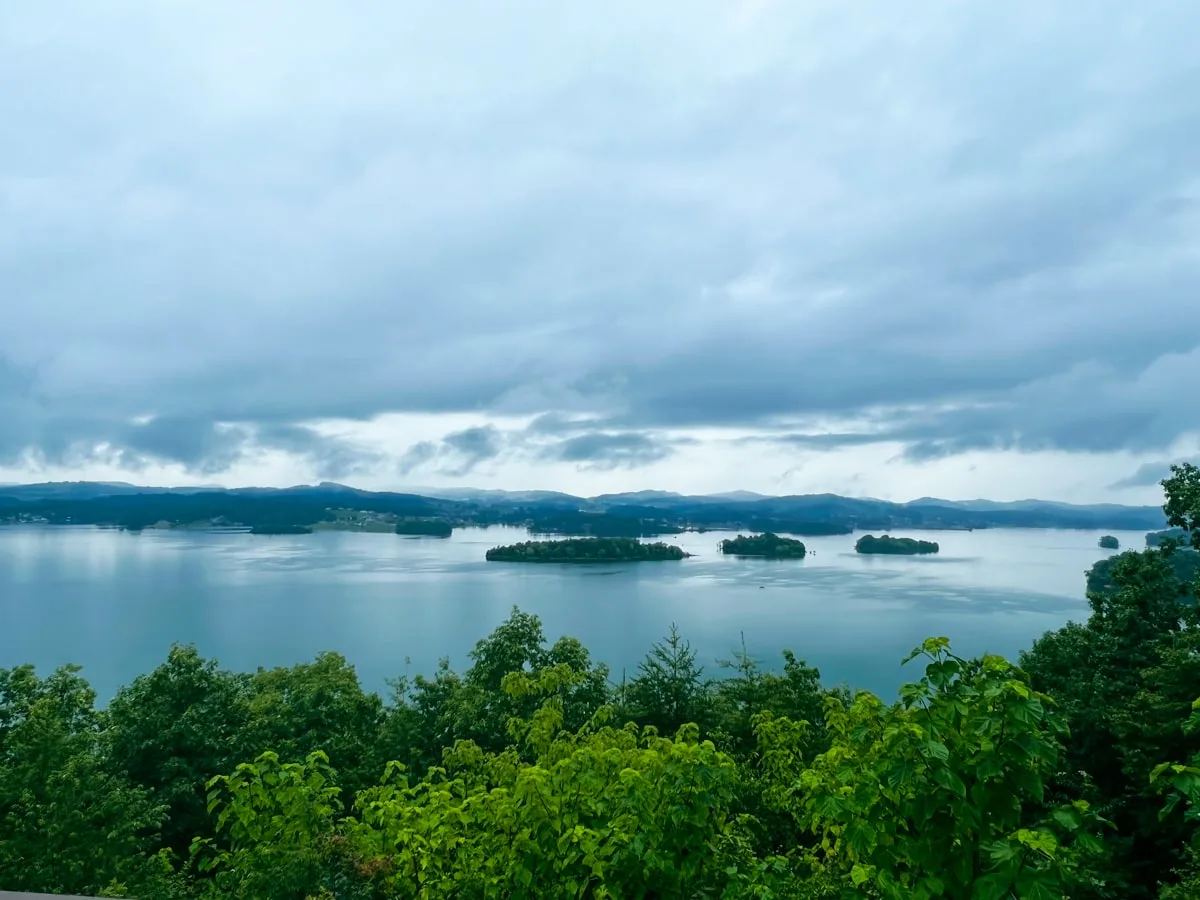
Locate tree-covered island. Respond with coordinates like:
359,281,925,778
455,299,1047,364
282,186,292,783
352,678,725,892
719,532,807,558
855,534,940,555
485,537,690,563
1099,534,1120,549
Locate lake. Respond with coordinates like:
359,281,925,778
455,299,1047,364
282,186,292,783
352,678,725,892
0,525,1141,703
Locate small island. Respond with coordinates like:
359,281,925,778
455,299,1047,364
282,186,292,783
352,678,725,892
1098,534,1120,549
485,537,690,563
855,534,939,555
396,520,454,537
249,524,314,535
719,532,807,559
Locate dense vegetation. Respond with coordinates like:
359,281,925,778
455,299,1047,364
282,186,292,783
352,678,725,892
854,534,941,555
1099,534,1120,549
1147,528,1194,548
395,520,454,537
0,463,1196,899
1087,547,1200,596
719,533,808,558
485,537,690,563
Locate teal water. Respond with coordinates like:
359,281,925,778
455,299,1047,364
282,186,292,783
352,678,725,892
0,525,1139,703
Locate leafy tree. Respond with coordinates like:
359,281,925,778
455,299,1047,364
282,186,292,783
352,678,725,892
105,644,253,854
244,651,386,799
1161,463,1200,552
348,665,746,899
627,623,711,736
761,639,1105,899
191,750,352,900
1019,463,1200,897
0,664,166,895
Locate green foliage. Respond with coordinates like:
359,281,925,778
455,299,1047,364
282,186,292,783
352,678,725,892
191,750,348,899
854,534,940,555
244,652,386,798
105,644,253,854
485,537,690,562
351,696,744,896
720,533,808,558
1161,463,1200,550
761,639,1104,899
0,664,167,895
1146,528,1195,549
1019,467,1200,898
1086,548,1200,597
626,623,711,737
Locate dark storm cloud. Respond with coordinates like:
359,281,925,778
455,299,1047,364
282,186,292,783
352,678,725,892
255,424,385,480
2,0,1198,474
539,431,688,470
117,417,246,474
397,426,505,477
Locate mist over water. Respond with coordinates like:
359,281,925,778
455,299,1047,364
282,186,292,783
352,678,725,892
0,525,1136,703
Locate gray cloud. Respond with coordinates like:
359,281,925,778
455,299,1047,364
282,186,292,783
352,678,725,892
397,426,505,477
1109,456,1200,491
2,1,1198,477
255,424,386,481
117,417,246,474
540,431,688,470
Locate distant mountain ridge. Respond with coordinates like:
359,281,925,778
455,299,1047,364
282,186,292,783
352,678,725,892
0,480,1167,533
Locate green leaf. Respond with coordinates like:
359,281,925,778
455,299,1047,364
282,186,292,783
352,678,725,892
924,740,950,762
931,766,966,797
851,863,874,886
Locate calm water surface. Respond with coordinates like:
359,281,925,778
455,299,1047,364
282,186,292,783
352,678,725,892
0,526,1140,702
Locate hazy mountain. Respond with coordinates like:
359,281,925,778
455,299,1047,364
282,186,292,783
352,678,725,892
404,486,582,503
704,490,772,502
0,482,217,500
591,490,688,504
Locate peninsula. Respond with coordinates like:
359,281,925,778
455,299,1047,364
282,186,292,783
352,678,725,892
485,537,690,563
1146,527,1195,548
855,534,940,555
719,533,807,558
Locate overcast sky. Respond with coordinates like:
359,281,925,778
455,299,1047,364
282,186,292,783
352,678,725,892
2,1,1197,503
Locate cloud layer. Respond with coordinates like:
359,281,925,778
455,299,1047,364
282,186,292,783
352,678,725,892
2,1,1198,496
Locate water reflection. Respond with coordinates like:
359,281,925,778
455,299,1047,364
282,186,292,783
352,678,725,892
0,525,1131,703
